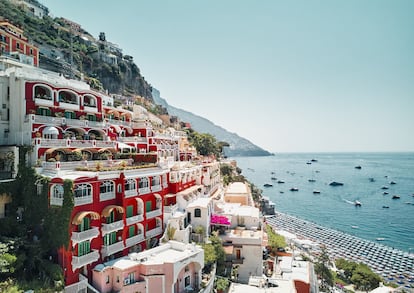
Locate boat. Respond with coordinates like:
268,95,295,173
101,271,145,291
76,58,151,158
329,181,344,186
381,186,389,190
355,165,362,169
354,200,362,206
376,238,385,241
277,180,285,184
290,187,299,192
311,159,318,162
306,161,312,165
313,190,321,194
271,177,277,180
382,206,389,209
351,225,359,229
263,183,273,187
308,179,316,182
369,178,375,182
383,191,389,195
390,181,397,185
271,171,275,175
392,195,400,199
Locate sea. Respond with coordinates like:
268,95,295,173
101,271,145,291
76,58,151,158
233,152,414,253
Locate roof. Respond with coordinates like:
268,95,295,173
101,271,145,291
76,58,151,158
187,197,211,208
225,182,249,194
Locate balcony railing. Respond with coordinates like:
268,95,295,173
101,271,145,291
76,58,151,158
71,227,99,244
101,241,124,258
138,187,150,195
164,204,178,214
125,188,138,198
125,233,145,248
151,184,162,192
101,220,124,235
64,273,89,293
100,191,115,201
126,214,144,226
71,249,99,270
146,226,162,238
74,196,93,206
146,208,162,219
50,196,63,206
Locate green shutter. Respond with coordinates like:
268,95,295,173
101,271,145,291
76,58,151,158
126,205,133,218
129,226,135,238
146,201,152,212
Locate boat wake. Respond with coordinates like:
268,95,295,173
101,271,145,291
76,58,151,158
344,199,355,205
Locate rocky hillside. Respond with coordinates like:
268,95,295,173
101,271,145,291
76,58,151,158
153,94,272,157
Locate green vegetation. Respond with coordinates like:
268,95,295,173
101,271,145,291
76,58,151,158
335,258,382,291
202,233,226,275
220,163,244,186
265,224,287,253
0,147,65,291
314,246,334,291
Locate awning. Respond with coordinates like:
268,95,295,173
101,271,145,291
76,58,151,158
164,193,176,198
117,142,136,152
101,205,124,217
72,211,100,225
45,148,73,155
98,148,116,153
43,126,59,135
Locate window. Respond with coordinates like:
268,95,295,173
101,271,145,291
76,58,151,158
128,225,135,238
78,240,91,256
145,201,152,213
126,205,133,218
16,43,20,49
185,275,190,287
194,208,201,218
139,177,149,189
103,231,117,246
125,179,136,191
105,275,110,284
78,217,90,232
74,184,92,199
30,48,33,55
64,111,75,119
100,180,115,194
52,184,64,200
151,176,160,186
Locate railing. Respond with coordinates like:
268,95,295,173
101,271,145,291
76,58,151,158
125,233,145,248
74,196,93,206
50,197,63,206
151,184,162,192
87,120,105,128
71,227,99,244
100,191,115,201
126,214,144,225
146,208,162,219
164,204,178,214
146,226,162,238
138,187,150,195
101,220,124,235
71,250,99,270
125,188,138,198
118,136,147,143
101,241,124,258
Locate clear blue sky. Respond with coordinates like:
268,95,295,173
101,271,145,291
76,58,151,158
40,0,414,153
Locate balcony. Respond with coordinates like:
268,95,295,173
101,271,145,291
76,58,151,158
102,220,124,235
71,249,99,270
138,187,150,195
50,196,63,206
164,204,178,214
146,226,162,238
125,188,138,198
101,241,124,258
125,233,144,248
71,227,99,245
100,191,115,201
126,214,144,226
74,196,93,206
146,208,162,219
34,96,53,107
151,184,162,192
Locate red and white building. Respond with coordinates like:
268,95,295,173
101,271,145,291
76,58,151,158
0,58,222,291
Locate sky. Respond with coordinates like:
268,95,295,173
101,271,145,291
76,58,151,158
39,0,414,153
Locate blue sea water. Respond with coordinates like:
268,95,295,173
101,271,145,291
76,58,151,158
233,153,414,252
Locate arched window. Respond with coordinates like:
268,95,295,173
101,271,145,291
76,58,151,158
100,181,115,201
52,184,63,199
152,176,160,187
125,179,136,191
34,85,52,100
74,184,92,198
139,177,149,189
83,94,97,107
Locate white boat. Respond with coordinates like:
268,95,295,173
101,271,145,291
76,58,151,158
354,200,362,206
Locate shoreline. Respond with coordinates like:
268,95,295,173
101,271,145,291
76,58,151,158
265,211,414,286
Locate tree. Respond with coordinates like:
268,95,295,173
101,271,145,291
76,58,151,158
314,246,334,291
